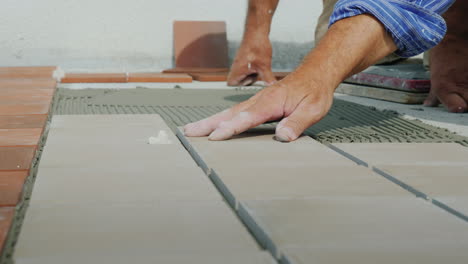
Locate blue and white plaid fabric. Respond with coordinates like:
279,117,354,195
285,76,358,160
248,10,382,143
329,0,456,57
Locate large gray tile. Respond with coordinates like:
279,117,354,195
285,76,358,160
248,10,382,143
379,165,468,215
17,251,276,264
283,246,468,264
187,133,355,168
212,165,410,203
332,143,468,166
15,201,262,263
39,143,197,169
241,198,468,259
32,167,222,204
46,114,179,146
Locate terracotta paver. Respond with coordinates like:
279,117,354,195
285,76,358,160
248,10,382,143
0,103,51,115
61,73,127,83
0,115,48,129
174,21,228,68
0,66,56,79
190,72,228,82
0,171,28,206
0,78,57,90
0,146,36,171
0,129,42,146
127,73,192,83
162,67,229,74
0,208,14,253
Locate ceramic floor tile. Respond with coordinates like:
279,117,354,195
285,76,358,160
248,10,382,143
0,146,36,170
0,78,56,89
173,21,228,68
0,115,47,129
1,88,55,97
127,73,192,83
16,251,276,264
61,73,127,83
0,93,53,104
162,67,229,74
0,103,51,115
0,207,14,252
283,247,468,264
0,66,56,79
332,143,468,166
40,135,197,169
379,165,468,214
211,165,409,203
0,171,28,206
15,202,260,262
186,133,355,168
32,167,221,204
241,198,468,259
0,129,42,146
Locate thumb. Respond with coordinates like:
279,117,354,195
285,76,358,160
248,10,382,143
275,99,330,142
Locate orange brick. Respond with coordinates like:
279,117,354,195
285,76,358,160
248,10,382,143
0,66,56,79
0,115,47,129
0,128,42,146
0,171,28,206
0,103,51,115
190,72,228,82
174,21,228,68
0,207,14,254
0,146,36,170
61,73,127,83
0,78,57,89
128,73,192,83
162,67,229,74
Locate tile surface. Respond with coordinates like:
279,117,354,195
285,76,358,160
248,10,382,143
333,143,468,166
15,202,261,263
379,165,468,214
0,78,56,89
0,129,42,146
0,115,47,129
163,67,229,74
0,146,36,170
187,133,355,168
0,66,56,79
61,73,127,83
127,73,192,83
0,103,51,115
16,114,265,263
0,171,28,206
212,165,409,201
32,167,221,204
242,198,468,259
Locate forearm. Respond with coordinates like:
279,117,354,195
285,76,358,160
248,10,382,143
287,14,397,92
243,0,279,37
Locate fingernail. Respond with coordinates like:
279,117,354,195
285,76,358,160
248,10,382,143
208,128,232,141
275,126,296,142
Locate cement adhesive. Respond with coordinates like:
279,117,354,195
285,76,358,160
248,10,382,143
53,88,468,146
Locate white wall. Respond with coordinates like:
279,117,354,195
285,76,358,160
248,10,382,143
0,0,323,72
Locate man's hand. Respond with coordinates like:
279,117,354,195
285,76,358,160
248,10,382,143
185,75,334,141
227,35,276,86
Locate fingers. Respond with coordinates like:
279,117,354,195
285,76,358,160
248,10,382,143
208,101,279,141
184,99,256,137
439,91,468,113
275,98,330,142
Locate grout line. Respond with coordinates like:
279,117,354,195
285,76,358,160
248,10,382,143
327,143,468,223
